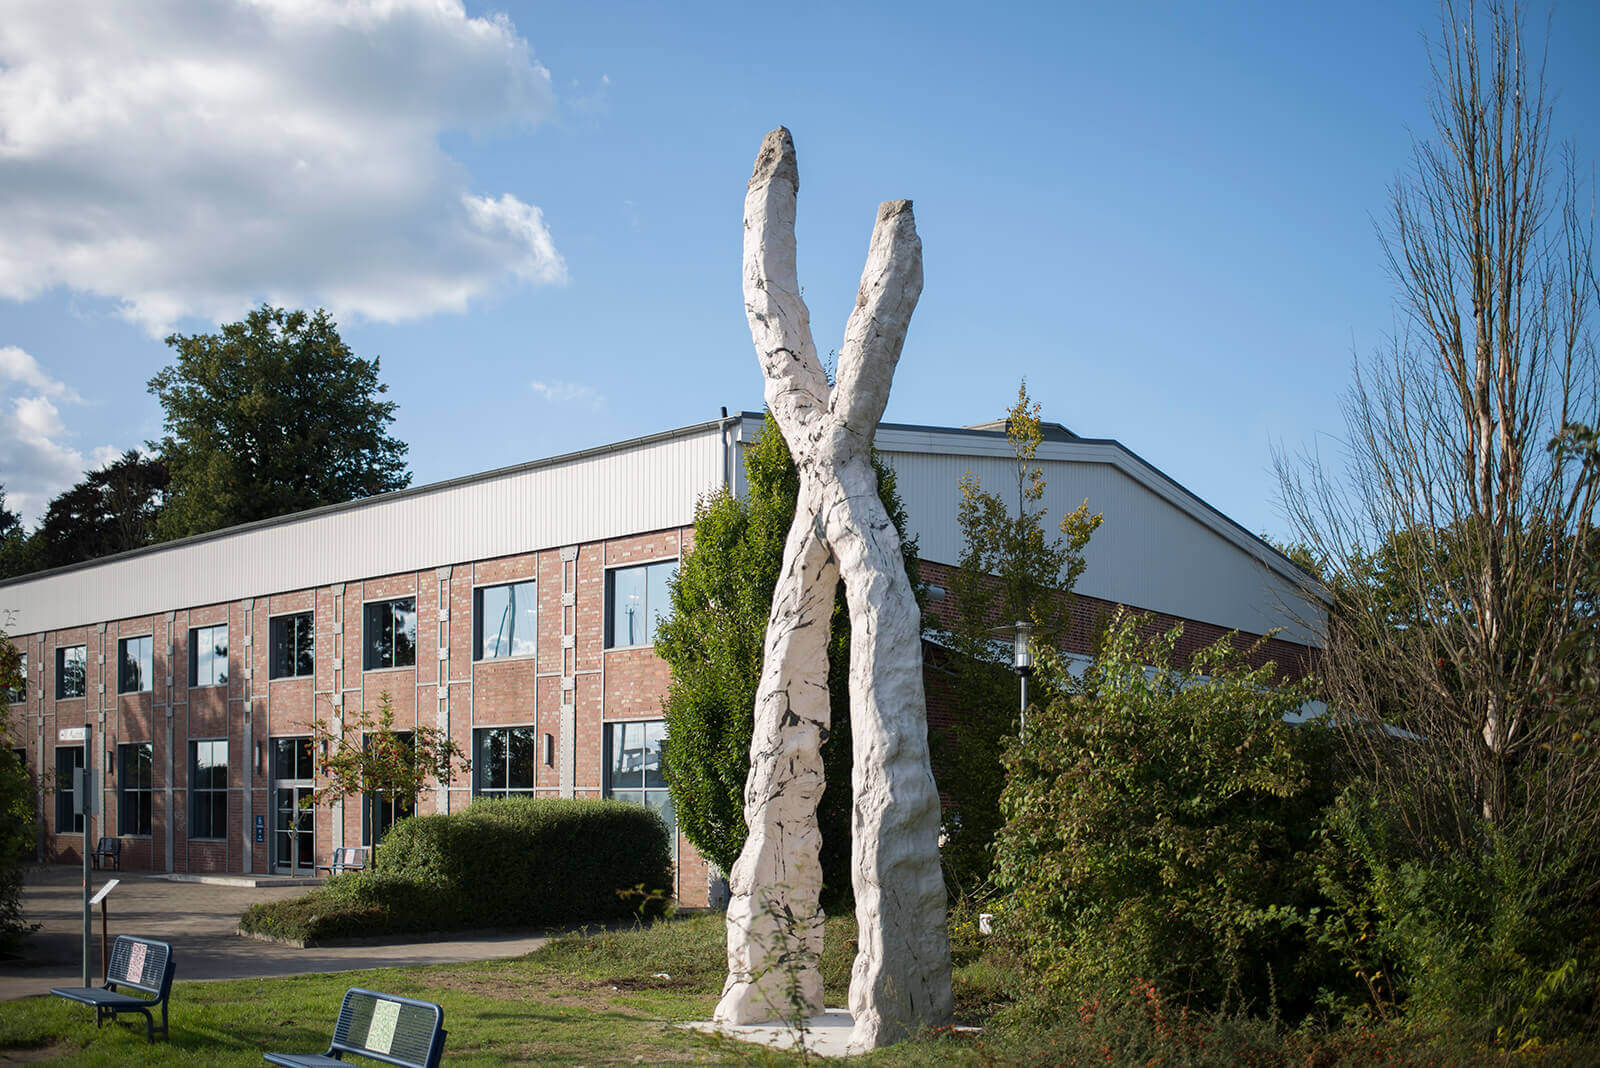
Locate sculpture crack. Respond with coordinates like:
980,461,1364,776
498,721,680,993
713,126,954,1053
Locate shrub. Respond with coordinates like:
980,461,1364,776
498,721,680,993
992,610,1343,1019
376,796,672,926
239,798,672,943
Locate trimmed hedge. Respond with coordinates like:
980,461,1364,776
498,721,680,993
239,798,672,943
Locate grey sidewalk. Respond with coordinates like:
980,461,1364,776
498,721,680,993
0,865,554,1001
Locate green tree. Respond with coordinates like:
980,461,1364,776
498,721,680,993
0,633,36,951
936,381,1100,890
993,610,1334,1017
0,487,32,579
655,412,919,910
30,451,167,571
310,692,470,870
149,305,410,540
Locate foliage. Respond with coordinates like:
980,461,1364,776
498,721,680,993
991,609,1339,1018
1276,2,1600,1039
149,305,410,540
937,381,1100,890
26,451,168,572
309,692,469,869
240,798,672,943
0,486,29,579
0,633,34,953
655,410,920,910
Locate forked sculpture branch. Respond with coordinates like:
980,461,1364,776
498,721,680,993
713,127,953,1051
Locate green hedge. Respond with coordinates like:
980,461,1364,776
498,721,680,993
239,798,672,943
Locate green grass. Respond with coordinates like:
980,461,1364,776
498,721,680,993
6,912,1592,1065
0,914,1000,1066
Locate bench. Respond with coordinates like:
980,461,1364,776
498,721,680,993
317,846,366,877
91,836,120,871
264,988,446,1068
49,935,174,1043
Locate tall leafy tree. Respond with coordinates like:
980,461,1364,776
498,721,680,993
150,305,410,540
30,451,167,571
0,487,31,579
936,381,1100,891
655,412,920,910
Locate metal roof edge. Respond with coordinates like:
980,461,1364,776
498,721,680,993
0,416,729,591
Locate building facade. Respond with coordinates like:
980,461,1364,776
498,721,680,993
0,412,1320,906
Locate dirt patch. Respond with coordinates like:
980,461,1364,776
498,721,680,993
585,975,699,992
0,1041,79,1062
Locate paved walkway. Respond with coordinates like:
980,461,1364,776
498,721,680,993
0,865,554,1001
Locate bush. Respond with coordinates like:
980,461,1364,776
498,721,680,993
239,798,672,943
992,610,1344,1019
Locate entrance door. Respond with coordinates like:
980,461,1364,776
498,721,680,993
273,786,316,874
270,737,317,875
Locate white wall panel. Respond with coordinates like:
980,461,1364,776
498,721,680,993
0,425,727,637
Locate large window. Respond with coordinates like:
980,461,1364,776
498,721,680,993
55,745,84,833
474,726,536,799
6,652,24,704
272,737,314,781
190,739,228,839
362,731,416,847
474,581,536,660
363,598,417,670
605,720,673,838
604,560,677,648
269,612,315,679
117,635,153,694
189,624,229,688
118,743,153,835
56,645,86,699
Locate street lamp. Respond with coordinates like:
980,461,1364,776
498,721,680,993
1012,620,1034,739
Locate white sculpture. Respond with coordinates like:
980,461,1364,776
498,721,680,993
713,127,953,1051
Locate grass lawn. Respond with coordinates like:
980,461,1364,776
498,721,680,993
0,914,1001,1066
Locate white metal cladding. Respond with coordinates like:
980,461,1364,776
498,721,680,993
0,424,728,637
731,415,1323,645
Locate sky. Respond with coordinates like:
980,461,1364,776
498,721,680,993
2,0,1597,544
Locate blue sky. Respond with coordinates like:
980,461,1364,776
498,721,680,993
2,0,1596,546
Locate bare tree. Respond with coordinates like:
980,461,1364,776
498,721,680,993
1278,0,1599,860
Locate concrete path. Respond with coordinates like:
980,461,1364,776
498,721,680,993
0,866,554,1001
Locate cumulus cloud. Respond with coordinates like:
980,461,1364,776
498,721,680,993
0,347,115,523
0,0,566,335
529,379,604,410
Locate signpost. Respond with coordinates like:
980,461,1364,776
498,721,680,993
90,879,119,982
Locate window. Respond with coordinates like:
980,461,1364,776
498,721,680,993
605,560,677,648
189,624,228,688
190,739,228,839
272,737,314,781
56,645,86,699
362,731,415,847
55,745,84,833
474,581,536,660
117,635,153,694
268,612,315,679
363,598,417,670
605,720,674,838
6,652,23,704
118,743,153,835
473,726,536,799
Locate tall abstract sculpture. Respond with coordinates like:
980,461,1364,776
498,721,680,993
713,127,953,1051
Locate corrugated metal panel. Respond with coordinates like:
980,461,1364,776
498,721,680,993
878,446,1321,644
0,426,727,636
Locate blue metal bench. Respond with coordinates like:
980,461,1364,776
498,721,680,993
264,988,446,1068
316,846,366,877
91,837,120,871
50,935,174,1043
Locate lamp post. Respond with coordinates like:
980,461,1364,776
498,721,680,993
1012,620,1034,740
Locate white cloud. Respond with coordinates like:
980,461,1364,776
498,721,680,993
529,379,604,410
0,0,566,335
0,347,116,524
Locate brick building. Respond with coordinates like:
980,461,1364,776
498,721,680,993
0,412,1320,906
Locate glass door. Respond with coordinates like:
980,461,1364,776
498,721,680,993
270,738,316,875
